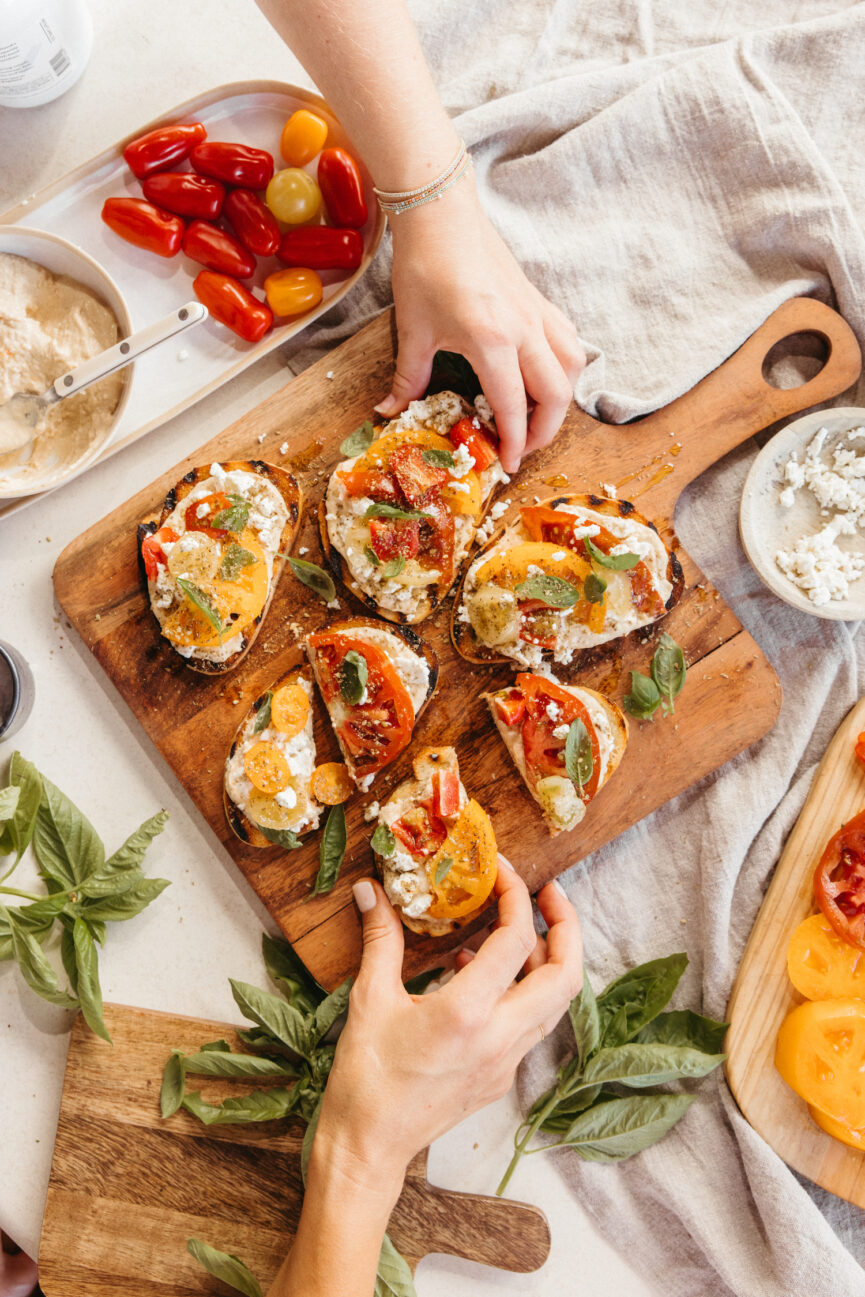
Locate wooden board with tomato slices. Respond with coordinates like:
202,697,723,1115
53,298,861,990
726,695,865,1206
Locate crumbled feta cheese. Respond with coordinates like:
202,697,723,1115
600,482,617,498
448,442,475,478
326,370,334,379
298,546,309,555
546,702,561,722
490,500,510,520
275,786,298,809
776,515,865,605
363,800,380,822
551,550,566,561
474,394,494,423
196,502,211,519
552,723,571,739
450,481,471,493
257,433,266,444
358,773,375,792
279,441,289,455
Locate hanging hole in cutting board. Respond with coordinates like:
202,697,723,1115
762,330,829,390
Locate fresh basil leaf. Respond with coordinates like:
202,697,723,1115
253,691,273,735
102,810,168,875
375,1233,417,1297
32,771,105,887
160,1052,185,1118
77,868,147,900
301,1094,323,1185
623,670,661,721
183,1087,300,1127
211,494,251,533
0,786,20,822
178,1050,296,1078
6,753,43,866
364,545,381,567
339,420,376,457
514,573,580,608
311,977,352,1044
371,822,396,857
423,447,455,469
538,1084,603,1132
72,917,110,1041
434,855,454,886
81,876,170,922
404,967,444,995
582,1041,724,1091
584,572,607,603
585,537,640,570
200,1038,233,1053
176,578,224,639
60,922,78,992
651,632,686,715
381,556,406,579
310,804,346,897
564,720,593,792
10,922,78,1008
339,649,368,706
219,543,257,582
364,502,429,521
261,932,324,1013
186,1239,263,1297
596,953,687,1047
635,1009,728,1055
234,1026,299,1060
288,556,336,604
568,969,601,1069
9,893,67,935
554,1093,695,1163
229,978,311,1058
257,824,303,850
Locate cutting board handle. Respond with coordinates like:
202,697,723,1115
411,1182,551,1271
636,297,862,506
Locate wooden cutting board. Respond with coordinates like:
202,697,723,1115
38,1003,551,1294
725,697,865,1206
53,298,861,989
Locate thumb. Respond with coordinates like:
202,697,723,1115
352,878,405,987
374,334,433,418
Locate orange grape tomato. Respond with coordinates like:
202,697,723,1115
263,268,323,317
270,683,310,737
787,913,865,1000
775,997,865,1128
265,169,322,225
280,109,328,167
808,1104,865,1150
243,741,291,795
310,762,353,806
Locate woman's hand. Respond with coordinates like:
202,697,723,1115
377,182,586,475
313,856,583,1191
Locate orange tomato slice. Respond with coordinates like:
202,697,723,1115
426,799,497,921
310,762,353,805
787,913,865,1001
808,1104,865,1150
243,741,290,795
775,997,865,1128
271,683,310,738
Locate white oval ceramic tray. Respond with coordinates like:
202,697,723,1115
0,79,385,520
740,405,865,621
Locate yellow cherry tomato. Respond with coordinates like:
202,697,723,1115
280,109,328,167
270,683,310,738
263,268,323,317
787,913,865,1001
265,168,321,224
243,741,290,795
310,762,353,806
808,1104,865,1150
775,997,865,1128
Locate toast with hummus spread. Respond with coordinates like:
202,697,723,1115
452,494,683,667
320,391,509,625
484,673,627,835
304,617,438,790
371,746,498,936
138,459,302,674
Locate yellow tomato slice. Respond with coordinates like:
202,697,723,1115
808,1104,865,1150
310,762,353,806
353,426,453,472
270,683,310,738
243,741,290,795
775,998,865,1128
162,529,268,649
787,913,865,1000
248,784,308,831
441,469,482,517
426,799,497,920
476,540,590,590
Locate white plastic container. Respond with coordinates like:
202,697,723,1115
0,0,92,108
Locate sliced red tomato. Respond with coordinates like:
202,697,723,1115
814,811,865,950
494,689,526,728
337,468,400,503
516,673,601,802
417,499,455,585
855,732,865,769
184,491,233,537
449,416,499,471
141,526,179,581
308,632,414,775
433,769,460,819
392,804,447,858
369,516,420,561
389,444,449,508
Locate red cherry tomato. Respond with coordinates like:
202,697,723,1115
101,197,184,258
140,526,179,581
122,122,206,179
494,689,526,728
142,173,225,221
223,188,281,257
433,769,460,818
814,810,865,950
278,227,363,271
368,516,420,561
193,271,273,344
317,148,368,228
190,142,274,190
183,491,233,538
182,220,257,279
449,417,499,471
389,444,448,508
336,468,400,502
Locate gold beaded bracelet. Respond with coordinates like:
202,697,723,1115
373,140,473,215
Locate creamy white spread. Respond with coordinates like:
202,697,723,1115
0,252,124,488
224,675,320,835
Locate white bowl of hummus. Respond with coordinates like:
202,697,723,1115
0,227,133,499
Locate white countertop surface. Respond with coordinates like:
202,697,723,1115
0,3,654,1293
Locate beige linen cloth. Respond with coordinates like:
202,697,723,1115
291,2,865,1291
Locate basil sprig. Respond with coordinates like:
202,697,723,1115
371,822,396,857
176,578,225,639
219,543,256,582
585,536,640,570
623,670,661,720
515,573,580,608
287,556,336,604
564,719,593,792
0,752,169,1040
364,502,430,522
497,951,726,1194
339,650,368,706
211,494,251,533
423,447,455,469
308,804,347,898
339,420,376,458
584,572,607,603
623,633,687,720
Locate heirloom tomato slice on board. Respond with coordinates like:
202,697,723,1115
814,810,865,950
